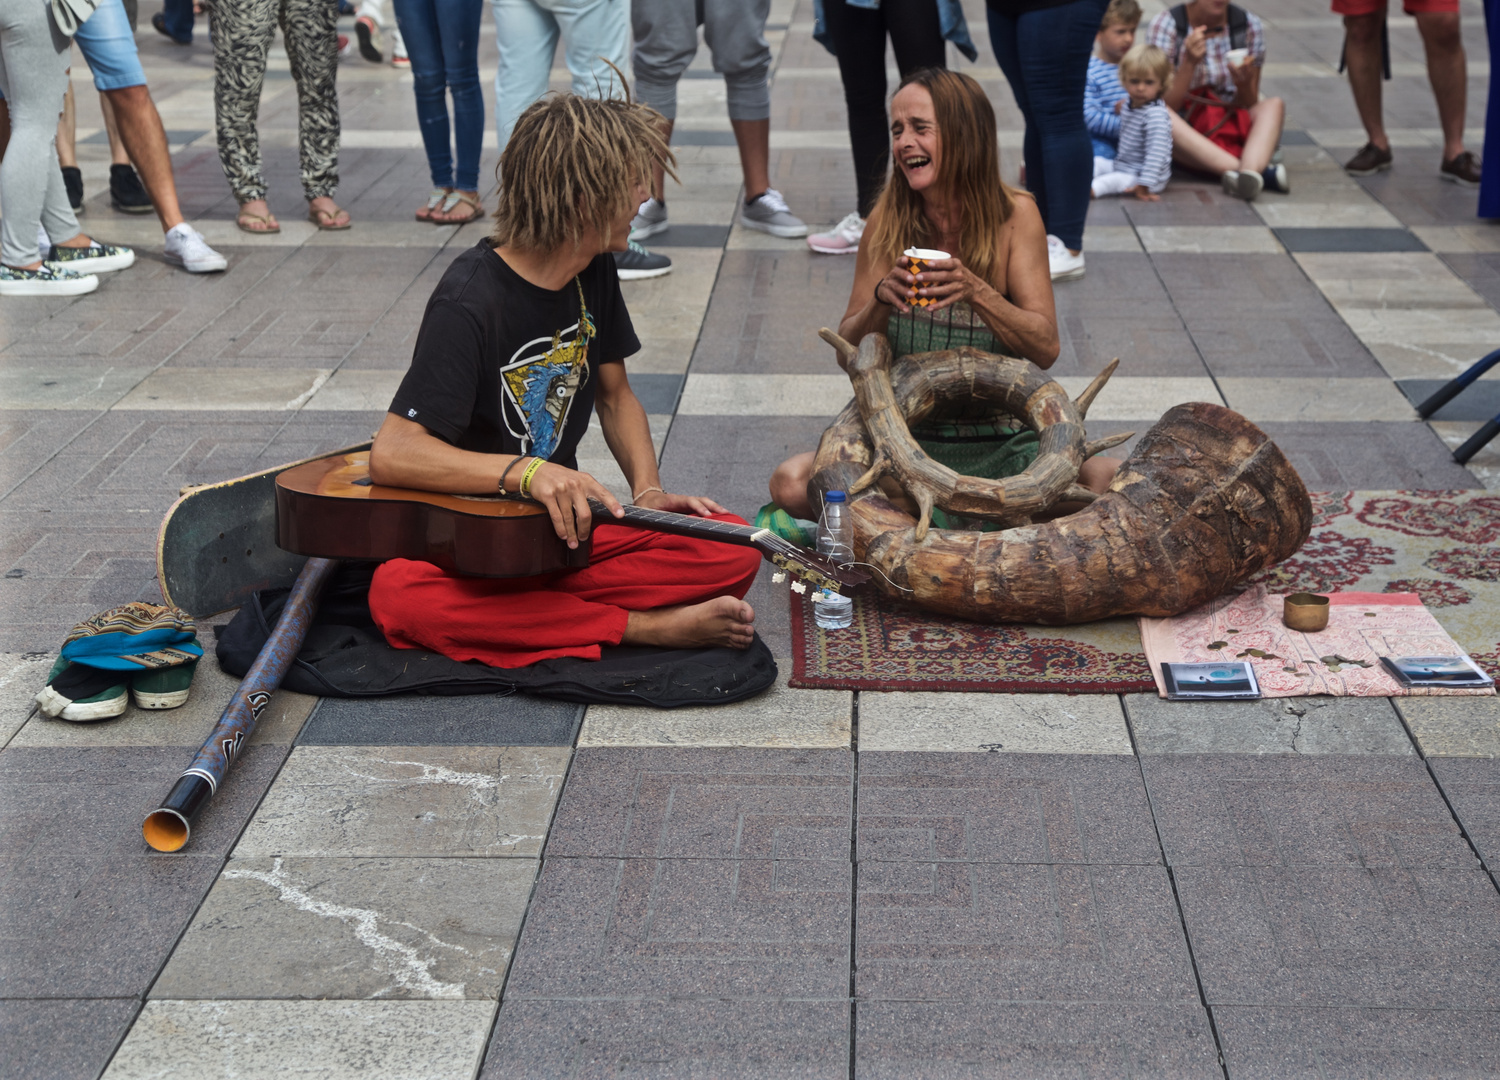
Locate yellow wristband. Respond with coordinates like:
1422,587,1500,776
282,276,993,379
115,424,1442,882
519,457,545,499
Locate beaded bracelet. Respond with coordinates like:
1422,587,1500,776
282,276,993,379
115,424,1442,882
519,457,545,499
497,455,526,495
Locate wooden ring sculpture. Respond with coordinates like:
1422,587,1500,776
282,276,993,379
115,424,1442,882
809,331,1313,624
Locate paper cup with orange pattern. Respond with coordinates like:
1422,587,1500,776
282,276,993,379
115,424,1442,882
902,247,950,307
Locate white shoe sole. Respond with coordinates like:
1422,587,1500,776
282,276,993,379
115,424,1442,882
1050,265,1085,282
0,274,99,296
1440,170,1481,188
165,250,229,273
132,687,191,709
629,218,669,241
50,690,128,721
616,265,673,281
739,215,809,239
47,250,135,274
807,239,860,255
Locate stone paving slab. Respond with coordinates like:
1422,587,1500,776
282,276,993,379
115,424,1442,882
0,998,139,1080
1213,1006,1500,1079
0,652,51,747
232,746,567,858
503,855,851,1000
858,692,1133,755
1253,421,1483,488
298,694,582,747
578,667,851,748
856,863,1197,1003
1139,754,1476,868
546,747,852,860
483,999,850,1080
856,753,1161,866
854,1002,1222,1080
1395,695,1500,757
102,999,496,1080
1428,757,1500,871
1218,376,1418,422
1175,865,1500,1008
153,856,534,1001
1125,694,1415,755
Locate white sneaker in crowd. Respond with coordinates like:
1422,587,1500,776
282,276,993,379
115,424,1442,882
807,211,865,255
164,223,229,273
0,264,99,297
1047,234,1085,282
1221,169,1264,201
45,240,135,274
630,197,669,241
740,188,808,238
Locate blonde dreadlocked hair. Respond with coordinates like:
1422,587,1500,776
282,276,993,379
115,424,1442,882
493,91,677,254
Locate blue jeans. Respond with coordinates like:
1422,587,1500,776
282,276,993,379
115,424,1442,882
157,0,195,43
987,0,1107,251
73,0,147,90
393,0,484,190
491,0,628,151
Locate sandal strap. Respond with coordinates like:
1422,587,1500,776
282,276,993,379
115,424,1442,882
425,188,449,210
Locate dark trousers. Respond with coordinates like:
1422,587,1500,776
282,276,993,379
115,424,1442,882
159,0,194,41
822,0,946,217
986,0,1107,251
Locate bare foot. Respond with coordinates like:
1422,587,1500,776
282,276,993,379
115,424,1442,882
237,199,280,233
622,596,756,650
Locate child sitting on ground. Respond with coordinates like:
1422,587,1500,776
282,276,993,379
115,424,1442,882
1092,44,1174,200
1085,0,1141,164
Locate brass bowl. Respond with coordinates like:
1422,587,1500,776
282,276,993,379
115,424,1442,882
1283,592,1330,632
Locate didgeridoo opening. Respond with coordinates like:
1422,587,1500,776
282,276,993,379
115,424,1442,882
142,773,213,852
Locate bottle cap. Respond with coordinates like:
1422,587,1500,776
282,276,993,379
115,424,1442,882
825,491,846,503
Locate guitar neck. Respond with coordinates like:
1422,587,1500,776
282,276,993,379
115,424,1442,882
587,498,762,548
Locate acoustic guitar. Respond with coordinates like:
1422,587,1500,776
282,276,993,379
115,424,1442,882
275,452,868,595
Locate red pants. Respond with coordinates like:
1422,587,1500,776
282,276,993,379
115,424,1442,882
368,513,762,668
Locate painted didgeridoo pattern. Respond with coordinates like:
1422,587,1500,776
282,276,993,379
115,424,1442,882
811,399,1313,624
143,557,337,852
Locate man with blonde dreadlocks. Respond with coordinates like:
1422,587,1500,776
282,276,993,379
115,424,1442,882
365,94,760,667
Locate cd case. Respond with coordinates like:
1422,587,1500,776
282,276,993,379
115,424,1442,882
1380,655,1495,689
1161,661,1262,700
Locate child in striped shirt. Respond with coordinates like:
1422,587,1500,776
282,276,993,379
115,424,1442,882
1085,0,1141,162
1091,44,1174,200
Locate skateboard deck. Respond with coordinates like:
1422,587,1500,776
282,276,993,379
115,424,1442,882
157,443,370,618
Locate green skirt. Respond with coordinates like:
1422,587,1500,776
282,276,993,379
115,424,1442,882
911,420,1040,531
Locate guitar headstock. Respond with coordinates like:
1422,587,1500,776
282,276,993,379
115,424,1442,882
762,545,871,595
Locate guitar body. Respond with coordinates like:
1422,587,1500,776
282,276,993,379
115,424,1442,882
275,452,590,578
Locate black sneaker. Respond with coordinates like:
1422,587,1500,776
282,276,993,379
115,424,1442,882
613,240,672,280
1261,162,1290,193
1440,150,1481,187
61,166,84,212
110,164,154,214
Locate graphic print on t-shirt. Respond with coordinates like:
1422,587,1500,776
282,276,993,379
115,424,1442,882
499,321,592,460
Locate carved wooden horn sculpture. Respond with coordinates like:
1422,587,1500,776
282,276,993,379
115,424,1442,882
809,335,1313,624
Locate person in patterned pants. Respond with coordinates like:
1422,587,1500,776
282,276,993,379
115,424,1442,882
208,0,351,232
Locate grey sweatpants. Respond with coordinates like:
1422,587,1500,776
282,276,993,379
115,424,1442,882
631,0,771,122
0,1,82,267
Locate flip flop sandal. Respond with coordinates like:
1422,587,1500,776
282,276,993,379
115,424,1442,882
431,190,485,225
308,205,352,231
415,187,450,222
236,209,281,234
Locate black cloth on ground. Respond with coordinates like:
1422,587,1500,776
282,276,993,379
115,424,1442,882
216,562,777,707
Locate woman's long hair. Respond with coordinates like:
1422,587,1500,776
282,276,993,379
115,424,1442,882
863,68,1017,285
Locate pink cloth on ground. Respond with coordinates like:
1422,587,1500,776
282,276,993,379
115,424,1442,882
1138,585,1497,699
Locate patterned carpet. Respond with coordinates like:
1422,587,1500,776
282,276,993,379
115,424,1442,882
790,490,1500,692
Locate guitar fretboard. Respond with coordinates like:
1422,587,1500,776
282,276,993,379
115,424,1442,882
589,499,760,546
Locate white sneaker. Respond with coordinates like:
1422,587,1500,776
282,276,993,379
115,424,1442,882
1221,169,1264,201
1047,233,1065,253
630,197,668,241
807,211,865,255
0,263,99,296
44,240,135,274
1048,243,1085,282
164,223,228,273
740,188,808,238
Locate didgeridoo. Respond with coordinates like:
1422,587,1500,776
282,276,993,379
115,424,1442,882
143,557,337,852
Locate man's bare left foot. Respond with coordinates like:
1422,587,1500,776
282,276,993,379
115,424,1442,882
623,596,755,650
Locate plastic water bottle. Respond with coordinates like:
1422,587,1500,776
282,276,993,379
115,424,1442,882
814,491,855,630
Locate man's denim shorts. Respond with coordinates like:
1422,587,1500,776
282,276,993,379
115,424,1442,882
73,0,148,91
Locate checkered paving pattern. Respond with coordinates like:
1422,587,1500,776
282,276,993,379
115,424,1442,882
3,0,1500,1076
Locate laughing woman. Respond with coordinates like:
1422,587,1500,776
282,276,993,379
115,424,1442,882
766,67,1115,529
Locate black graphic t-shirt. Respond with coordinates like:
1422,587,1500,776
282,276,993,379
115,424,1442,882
389,241,640,470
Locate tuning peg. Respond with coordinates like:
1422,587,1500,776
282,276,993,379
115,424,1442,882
772,570,786,584
791,581,807,594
